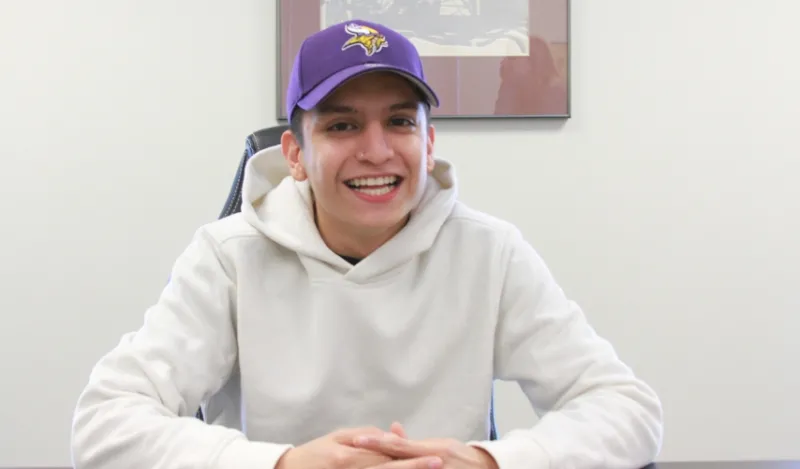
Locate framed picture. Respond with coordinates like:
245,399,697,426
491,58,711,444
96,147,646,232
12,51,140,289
277,0,570,119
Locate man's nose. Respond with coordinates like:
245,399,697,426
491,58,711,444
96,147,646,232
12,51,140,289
356,122,393,164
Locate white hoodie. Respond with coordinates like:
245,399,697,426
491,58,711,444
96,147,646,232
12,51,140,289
71,145,663,469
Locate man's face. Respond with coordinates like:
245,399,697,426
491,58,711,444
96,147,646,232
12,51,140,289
283,72,436,238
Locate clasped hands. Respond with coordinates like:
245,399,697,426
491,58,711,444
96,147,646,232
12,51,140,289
275,422,499,469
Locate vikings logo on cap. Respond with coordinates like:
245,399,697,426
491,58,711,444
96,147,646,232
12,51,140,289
341,23,388,56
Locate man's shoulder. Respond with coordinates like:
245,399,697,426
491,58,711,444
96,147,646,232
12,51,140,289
443,201,521,242
197,213,263,248
433,202,530,280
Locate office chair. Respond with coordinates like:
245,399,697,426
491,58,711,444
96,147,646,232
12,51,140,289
200,125,499,441
217,125,290,219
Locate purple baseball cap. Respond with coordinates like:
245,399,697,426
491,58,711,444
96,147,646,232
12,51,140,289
285,19,440,120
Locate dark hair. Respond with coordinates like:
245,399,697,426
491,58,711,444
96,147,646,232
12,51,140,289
289,107,306,148
289,95,432,149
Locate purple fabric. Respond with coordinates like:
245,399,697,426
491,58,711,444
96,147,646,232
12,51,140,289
286,19,440,119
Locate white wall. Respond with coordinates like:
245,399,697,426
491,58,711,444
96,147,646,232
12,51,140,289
1,0,798,466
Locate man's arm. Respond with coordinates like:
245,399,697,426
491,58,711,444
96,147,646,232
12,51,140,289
469,227,663,469
71,227,292,469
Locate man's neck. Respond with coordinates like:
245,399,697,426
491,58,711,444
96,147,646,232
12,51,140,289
315,210,408,259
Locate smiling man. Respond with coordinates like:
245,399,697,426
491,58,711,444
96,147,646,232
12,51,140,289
71,19,663,469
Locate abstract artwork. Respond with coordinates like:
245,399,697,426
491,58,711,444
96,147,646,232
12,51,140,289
277,0,570,119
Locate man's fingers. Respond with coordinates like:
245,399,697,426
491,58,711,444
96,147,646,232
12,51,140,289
390,421,408,439
332,426,387,443
345,447,396,466
367,456,443,469
353,433,437,459
353,433,409,458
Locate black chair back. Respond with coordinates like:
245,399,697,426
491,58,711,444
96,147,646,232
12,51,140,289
218,125,289,218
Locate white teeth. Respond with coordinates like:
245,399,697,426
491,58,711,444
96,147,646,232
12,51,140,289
346,176,398,187
353,186,393,196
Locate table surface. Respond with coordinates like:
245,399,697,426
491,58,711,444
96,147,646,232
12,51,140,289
4,461,798,469
647,462,799,469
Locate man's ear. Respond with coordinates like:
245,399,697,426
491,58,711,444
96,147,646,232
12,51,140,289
425,124,436,172
281,130,307,181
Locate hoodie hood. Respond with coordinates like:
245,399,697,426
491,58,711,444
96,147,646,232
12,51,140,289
239,144,458,281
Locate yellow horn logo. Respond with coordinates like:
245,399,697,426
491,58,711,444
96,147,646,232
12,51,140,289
341,23,389,56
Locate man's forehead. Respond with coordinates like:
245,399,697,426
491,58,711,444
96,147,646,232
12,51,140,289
314,100,423,116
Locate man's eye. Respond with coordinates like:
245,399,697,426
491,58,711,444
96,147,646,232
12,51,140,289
328,122,355,132
390,117,415,126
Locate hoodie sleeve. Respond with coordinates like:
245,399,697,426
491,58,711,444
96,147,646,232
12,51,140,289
469,227,663,469
71,227,293,469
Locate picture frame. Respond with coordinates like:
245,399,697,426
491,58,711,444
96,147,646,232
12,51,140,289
276,0,570,119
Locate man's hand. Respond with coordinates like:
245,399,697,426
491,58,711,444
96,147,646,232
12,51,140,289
349,431,500,469
275,424,406,469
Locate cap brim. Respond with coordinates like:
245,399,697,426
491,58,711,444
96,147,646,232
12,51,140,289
296,63,440,112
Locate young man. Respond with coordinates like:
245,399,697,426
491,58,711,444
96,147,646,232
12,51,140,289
71,19,663,469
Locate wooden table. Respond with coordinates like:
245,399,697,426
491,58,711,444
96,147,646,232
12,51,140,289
646,462,799,469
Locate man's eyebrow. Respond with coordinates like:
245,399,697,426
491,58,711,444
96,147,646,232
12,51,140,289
315,104,357,115
389,101,421,112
